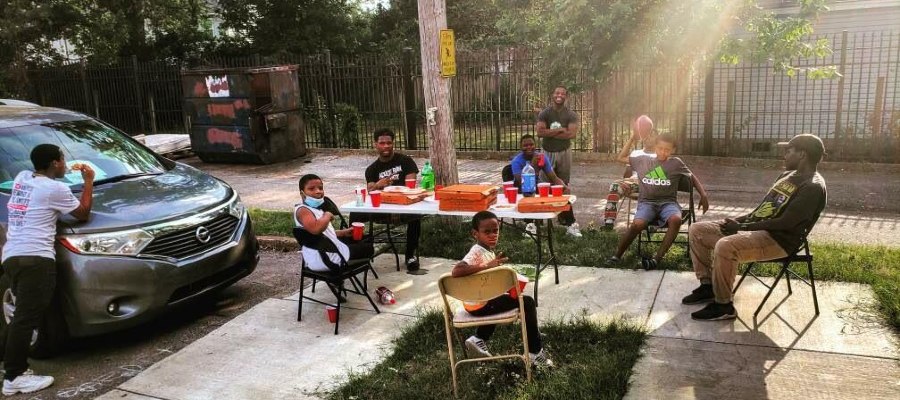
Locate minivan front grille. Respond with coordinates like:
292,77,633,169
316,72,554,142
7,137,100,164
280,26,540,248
141,213,239,259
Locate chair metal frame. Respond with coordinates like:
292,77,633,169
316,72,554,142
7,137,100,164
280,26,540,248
438,267,531,397
732,236,819,317
293,226,380,335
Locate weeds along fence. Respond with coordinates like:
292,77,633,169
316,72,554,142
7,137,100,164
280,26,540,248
26,30,900,163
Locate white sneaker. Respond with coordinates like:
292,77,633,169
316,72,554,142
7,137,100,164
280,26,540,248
566,223,583,238
464,335,492,358
2,374,54,396
529,349,554,368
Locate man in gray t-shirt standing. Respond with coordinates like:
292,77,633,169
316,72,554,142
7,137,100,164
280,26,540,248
536,86,581,237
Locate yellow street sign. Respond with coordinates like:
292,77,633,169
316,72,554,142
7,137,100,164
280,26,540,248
440,29,456,77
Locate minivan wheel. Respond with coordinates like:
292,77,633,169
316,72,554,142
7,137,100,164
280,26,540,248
0,274,69,359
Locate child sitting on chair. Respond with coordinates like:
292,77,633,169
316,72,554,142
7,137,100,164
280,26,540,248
452,211,553,368
295,174,373,271
607,134,710,269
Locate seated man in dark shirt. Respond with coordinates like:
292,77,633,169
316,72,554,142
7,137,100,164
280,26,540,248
684,134,827,321
359,128,425,274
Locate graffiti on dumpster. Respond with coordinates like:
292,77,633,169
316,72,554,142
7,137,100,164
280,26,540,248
205,75,230,98
206,99,250,119
206,128,245,150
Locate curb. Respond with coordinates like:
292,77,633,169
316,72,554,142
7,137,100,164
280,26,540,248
258,235,298,252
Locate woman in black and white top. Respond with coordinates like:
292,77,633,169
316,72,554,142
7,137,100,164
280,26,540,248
294,174,373,271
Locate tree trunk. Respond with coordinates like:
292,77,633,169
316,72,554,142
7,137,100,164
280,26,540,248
416,0,458,186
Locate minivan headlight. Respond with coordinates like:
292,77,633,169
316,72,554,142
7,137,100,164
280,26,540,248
228,196,246,219
60,229,154,255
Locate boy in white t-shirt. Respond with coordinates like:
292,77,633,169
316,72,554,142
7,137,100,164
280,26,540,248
1,144,94,396
452,211,553,368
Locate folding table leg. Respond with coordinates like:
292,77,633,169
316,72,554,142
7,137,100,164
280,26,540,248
534,221,544,307
546,220,560,284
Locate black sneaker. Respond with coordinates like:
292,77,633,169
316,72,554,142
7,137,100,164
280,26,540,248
640,257,658,271
691,302,737,321
405,256,427,275
681,284,714,305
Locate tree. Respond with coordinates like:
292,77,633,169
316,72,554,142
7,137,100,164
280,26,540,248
369,0,509,55
496,0,835,88
213,0,371,57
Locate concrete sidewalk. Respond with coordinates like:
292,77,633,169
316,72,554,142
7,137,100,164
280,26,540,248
98,254,900,400
183,152,900,247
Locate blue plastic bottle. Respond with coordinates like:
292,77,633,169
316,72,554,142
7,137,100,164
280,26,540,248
521,162,536,197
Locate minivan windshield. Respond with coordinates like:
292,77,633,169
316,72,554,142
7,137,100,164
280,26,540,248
0,119,167,192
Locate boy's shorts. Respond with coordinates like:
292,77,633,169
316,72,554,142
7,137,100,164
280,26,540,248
635,201,682,226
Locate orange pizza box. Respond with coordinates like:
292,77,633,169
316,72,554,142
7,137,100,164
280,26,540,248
382,191,429,205
438,194,497,212
437,184,497,202
516,195,572,213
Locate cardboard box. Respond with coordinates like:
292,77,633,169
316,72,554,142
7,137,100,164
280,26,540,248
516,196,572,213
437,184,497,201
382,191,429,205
439,194,497,212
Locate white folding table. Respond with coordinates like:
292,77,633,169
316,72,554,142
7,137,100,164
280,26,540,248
340,195,562,305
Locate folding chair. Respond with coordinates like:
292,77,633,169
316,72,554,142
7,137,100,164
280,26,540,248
636,174,696,262
293,227,380,335
321,196,380,279
732,208,825,317
438,267,531,397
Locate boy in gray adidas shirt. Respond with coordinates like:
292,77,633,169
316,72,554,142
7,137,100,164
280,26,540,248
608,134,709,269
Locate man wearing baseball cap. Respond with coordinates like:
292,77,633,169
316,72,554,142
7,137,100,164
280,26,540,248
682,134,827,320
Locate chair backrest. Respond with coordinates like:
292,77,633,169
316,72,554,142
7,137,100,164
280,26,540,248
678,174,696,223
438,267,518,306
292,227,346,271
320,196,347,229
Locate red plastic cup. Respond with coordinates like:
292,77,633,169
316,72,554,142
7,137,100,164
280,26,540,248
434,184,444,200
538,183,551,197
351,222,364,241
508,275,529,299
359,187,367,202
551,184,564,197
370,190,382,207
504,186,518,204
326,306,337,323
405,178,416,189
502,181,514,190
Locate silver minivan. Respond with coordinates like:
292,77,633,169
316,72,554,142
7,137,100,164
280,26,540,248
0,105,259,357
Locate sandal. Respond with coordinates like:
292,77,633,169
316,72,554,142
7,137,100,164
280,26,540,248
641,257,658,271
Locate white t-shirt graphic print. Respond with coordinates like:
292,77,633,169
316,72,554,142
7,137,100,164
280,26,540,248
3,171,81,263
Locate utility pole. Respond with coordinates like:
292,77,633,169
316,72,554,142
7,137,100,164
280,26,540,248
416,0,458,186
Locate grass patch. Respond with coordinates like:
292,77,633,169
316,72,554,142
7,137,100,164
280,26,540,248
326,309,646,400
250,208,900,330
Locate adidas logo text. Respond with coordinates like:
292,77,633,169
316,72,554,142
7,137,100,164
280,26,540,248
641,177,671,186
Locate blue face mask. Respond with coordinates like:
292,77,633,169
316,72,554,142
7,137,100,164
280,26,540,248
304,196,324,208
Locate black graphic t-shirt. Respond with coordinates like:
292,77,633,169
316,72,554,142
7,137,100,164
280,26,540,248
629,156,692,204
747,171,827,252
536,106,579,152
365,153,419,186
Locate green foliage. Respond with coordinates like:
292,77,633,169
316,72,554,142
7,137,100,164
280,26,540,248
304,101,364,148
496,0,836,87
214,0,370,56
325,309,646,400
367,0,511,55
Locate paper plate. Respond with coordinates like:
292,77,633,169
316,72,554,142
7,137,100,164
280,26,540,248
383,186,409,193
491,204,516,211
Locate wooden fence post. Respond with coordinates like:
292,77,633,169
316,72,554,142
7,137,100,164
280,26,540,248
872,76,886,162
834,30,849,159
401,47,418,150
131,55,145,134
724,80,736,157
702,63,715,156
325,50,338,147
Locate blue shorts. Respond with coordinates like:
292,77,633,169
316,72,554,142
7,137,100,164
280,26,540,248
635,201,682,226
